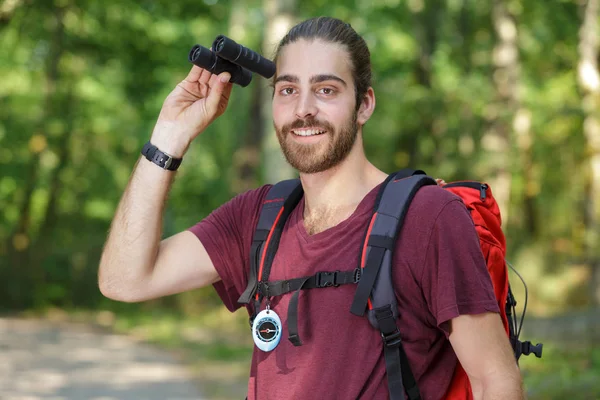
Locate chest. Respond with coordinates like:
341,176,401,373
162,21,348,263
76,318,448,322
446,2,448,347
302,206,357,236
267,215,365,284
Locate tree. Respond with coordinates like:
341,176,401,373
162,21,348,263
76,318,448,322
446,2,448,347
483,0,521,221
577,0,600,306
260,0,297,183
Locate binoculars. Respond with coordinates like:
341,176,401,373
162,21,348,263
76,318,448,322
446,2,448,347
188,35,276,87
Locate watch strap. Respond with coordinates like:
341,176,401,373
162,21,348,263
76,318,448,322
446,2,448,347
141,141,183,171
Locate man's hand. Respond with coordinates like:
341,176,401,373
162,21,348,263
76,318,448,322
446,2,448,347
150,65,233,157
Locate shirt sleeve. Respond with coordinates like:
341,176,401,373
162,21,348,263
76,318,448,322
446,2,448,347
187,185,271,312
421,199,500,337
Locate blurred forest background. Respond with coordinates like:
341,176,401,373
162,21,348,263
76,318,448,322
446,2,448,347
1,0,599,398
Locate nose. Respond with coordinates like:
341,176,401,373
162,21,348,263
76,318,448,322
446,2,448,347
294,91,318,119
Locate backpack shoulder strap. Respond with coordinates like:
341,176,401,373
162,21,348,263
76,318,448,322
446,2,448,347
238,179,303,318
350,169,436,319
351,168,437,400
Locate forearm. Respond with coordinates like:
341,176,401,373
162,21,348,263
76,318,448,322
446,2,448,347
477,370,525,400
98,155,176,300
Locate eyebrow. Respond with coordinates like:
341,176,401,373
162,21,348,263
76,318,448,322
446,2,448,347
273,74,347,87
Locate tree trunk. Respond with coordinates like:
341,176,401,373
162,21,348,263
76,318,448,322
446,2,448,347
577,0,600,307
5,4,66,308
400,0,443,168
0,0,26,25
459,0,473,74
29,84,76,305
230,0,264,193
260,0,297,184
514,107,537,235
481,0,520,223
234,78,265,192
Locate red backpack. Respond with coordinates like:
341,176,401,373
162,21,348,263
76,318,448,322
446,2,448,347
440,177,542,398
238,169,542,400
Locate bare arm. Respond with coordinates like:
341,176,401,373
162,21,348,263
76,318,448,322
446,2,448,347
449,312,525,400
98,65,233,303
98,157,220,302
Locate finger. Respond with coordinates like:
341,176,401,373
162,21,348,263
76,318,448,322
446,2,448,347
222,79,233,101
205,72,231,114
184,65,203,83
198,47,214,85
207,70,220,87
199,68,212,86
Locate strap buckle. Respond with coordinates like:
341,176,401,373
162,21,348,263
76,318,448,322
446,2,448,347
162,155,173,169
381,329,402,348
316,270,340,287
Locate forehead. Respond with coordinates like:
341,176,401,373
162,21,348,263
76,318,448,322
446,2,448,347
275,39,352,82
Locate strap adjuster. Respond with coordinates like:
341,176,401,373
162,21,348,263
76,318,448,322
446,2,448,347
259,282,269,297
381,329,402,348
288,333,302,346
316,270,340,287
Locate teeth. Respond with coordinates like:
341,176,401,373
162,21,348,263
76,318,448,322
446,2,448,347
293,129,325,136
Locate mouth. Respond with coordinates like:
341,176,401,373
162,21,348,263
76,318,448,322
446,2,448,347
291,128,327,137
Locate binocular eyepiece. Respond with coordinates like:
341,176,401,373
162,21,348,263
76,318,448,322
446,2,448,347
188,35,276,87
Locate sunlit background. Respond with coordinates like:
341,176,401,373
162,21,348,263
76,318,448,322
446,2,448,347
1,0,599,399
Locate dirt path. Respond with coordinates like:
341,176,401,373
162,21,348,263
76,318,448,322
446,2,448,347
0,317,205,400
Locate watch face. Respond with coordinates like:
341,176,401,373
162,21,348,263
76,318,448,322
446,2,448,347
255,318,279,342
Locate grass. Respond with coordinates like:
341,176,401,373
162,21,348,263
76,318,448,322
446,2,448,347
520,342,600,400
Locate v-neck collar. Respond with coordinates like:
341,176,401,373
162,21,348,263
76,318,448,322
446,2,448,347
294,183,383,243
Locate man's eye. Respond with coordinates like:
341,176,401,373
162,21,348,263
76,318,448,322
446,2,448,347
319,88,335,95
280,87,295,95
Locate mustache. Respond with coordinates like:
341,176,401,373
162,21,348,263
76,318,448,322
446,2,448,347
282,117,334,132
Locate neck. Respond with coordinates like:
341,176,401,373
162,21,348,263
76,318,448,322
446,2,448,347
299,133,388,217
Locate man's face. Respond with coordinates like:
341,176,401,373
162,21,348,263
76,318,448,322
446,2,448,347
272,39,360,174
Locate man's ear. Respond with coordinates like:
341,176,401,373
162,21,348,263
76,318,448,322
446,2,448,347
357,87,375,125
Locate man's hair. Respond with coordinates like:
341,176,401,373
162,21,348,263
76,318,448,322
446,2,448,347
273,17,371,110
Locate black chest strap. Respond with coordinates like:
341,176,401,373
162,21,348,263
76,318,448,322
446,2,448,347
258,268,361,346
237,179,362,347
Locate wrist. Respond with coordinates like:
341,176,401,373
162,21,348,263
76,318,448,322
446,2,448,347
150,123,191,158
141,141,183,171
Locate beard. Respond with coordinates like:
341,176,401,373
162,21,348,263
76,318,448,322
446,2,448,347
275,112,359,174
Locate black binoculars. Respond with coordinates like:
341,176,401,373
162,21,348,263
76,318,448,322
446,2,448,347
188,35,276,87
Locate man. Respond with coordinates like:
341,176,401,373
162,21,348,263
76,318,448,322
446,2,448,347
99,17,523,399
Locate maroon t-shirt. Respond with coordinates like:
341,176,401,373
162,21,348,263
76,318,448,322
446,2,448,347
189,182,499,400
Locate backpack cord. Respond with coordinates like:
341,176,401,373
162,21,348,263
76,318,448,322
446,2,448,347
505,259,528,339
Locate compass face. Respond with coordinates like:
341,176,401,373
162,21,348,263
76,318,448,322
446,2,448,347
252,309,282,352
255,318,279,342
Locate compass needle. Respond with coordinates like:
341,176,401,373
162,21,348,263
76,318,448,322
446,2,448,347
252,308,283,352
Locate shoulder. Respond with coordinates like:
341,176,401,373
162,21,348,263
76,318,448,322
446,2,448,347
392,183,468,252
408,184,466,218
200,184,273,229
219,184,274,209
231,184,273,207
399,184,475,250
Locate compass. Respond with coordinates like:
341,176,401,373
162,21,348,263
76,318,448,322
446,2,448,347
252,308,282,352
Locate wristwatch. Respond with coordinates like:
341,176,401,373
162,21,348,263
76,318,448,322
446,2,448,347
141,141,183,171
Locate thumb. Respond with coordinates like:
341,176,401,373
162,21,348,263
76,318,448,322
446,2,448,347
204,72,231,115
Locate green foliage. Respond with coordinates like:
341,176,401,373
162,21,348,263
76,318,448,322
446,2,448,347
521,342,600,399
0,0,596,365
